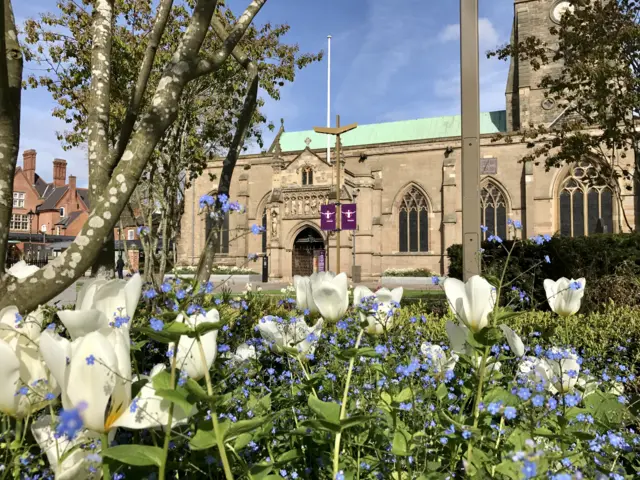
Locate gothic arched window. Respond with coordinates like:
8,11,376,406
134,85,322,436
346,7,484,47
302,166,313,186
398,186,429,252
480,181,508,241
205,211,230,254
559,163,613,236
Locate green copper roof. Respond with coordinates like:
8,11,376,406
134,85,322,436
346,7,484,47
278,110,507,152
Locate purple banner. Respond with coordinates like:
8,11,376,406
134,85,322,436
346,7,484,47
341,203,357,230
320,204,337,231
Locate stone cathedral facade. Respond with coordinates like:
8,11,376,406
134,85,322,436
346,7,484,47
177,0,638,282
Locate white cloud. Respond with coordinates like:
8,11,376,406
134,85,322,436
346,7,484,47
438,24,460,43
437,17,500,50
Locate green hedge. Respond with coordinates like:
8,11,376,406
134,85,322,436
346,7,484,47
447,233,640,312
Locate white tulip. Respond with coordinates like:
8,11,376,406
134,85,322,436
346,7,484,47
539,348,581,393
445,320,471,356
57,274,142,339
499,324,525,357
543,277,586,317
7,260,40,279
443,276,496,332
293,275,315,312
518,356,554,390
0,306,57,417
31,415,99,480
169,309,219,381
353,286,403,335
225,343,258,367
420,344,458,375
311,272,349,322
41,274,189,433
258,316,323,355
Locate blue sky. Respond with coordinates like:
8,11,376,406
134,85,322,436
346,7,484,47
15,0,514,187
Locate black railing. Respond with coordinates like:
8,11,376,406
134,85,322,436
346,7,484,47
5,258,50,270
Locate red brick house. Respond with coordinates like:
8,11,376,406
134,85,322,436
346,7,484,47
8,150,90,262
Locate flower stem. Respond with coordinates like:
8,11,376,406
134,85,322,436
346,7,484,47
197,336,234,480
102,432,111,479
466,347,490,467
332,328,364,476
158,349,178,480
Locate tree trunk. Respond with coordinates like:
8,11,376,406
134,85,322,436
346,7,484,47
0,0,23,273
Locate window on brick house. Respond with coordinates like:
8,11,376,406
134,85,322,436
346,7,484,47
398,186,429,253
13,192,25,208
559,163,613,236
127,229,135,240
480,181,508,241
10,214,29,230
60,207,65,217
205,212,230,254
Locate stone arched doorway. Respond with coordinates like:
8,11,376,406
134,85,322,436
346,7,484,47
292,227,325,277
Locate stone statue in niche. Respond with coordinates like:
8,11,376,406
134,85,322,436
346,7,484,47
304,197,310,215
291,199,297,215
271,209,279,238
310,197,317,213
297,198,303,215
284,202,289,217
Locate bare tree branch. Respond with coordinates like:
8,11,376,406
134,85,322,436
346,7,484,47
0,0,23,273
111,0,176,166
194,0,266,78
196,20,259,284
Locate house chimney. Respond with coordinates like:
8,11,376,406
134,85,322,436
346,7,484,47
68,175,77,212
23,150,36,185
53,159,67,187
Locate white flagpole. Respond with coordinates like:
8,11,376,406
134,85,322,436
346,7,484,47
327,35,331,164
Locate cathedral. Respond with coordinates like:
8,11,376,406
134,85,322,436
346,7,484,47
177,0,638,282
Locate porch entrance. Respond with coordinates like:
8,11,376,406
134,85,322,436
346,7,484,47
292,227,325,277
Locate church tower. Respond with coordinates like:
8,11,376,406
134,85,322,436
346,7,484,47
505,0,574,131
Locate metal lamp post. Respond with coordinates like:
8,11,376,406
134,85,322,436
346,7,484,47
351,188,359,269
460,0,482,280
313,114,358,274
26,209,34,260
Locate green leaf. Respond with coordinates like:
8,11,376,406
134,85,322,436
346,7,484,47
391,429,412,456
184,378,210,401
583,391,626,425
299,419,341,434
435,383,448,401
336,346,379,360
473,326,503,347
276,449,301,464
130,340,148,351
248,463,273,480
190,429,217,450
394,387,413,404
494,461,521,480
136,327,179,344
165,321,192,336
340,415,373,431
225,416,271,440
194,321,223,336
102,445,164,467
155,388,193,414
308,395,340,425
233,433,253,451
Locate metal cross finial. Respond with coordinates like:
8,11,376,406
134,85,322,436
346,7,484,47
304,137,312,147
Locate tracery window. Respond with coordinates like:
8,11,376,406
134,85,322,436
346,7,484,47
559,163,613,236
205,211,230,254
398,187,429,252
480,181,507,241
